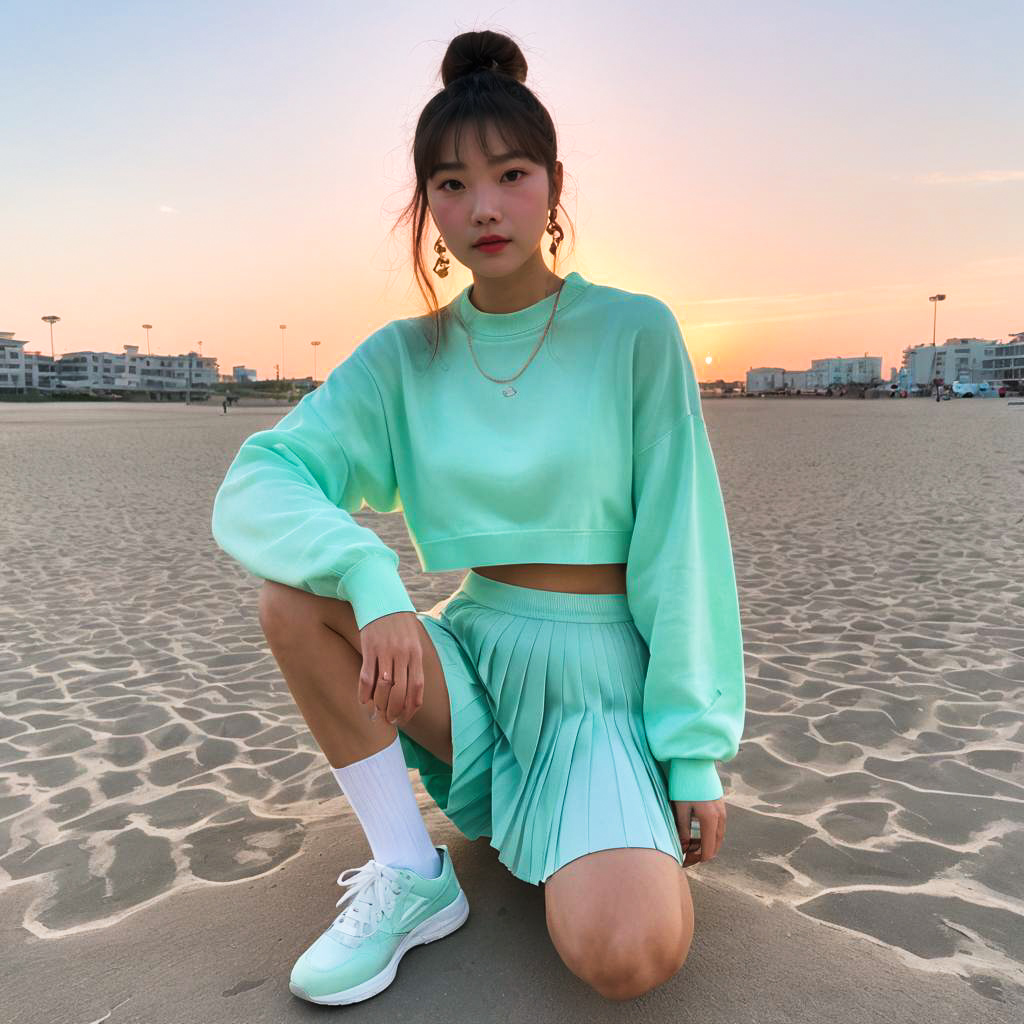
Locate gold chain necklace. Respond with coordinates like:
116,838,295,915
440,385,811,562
463,277,566,397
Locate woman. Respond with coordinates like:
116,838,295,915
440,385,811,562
211,29,745,1006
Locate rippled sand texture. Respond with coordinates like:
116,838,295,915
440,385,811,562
0,403,469,939
1,397,1022,1004
715,397,1024,1004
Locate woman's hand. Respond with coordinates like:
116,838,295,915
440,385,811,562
357,611,426,728
672,798,727,867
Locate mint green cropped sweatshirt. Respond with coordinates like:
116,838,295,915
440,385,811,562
211,270,746,802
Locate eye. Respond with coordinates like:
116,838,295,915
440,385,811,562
438,168,528,192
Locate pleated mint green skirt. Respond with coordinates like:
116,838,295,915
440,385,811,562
397,570,684,886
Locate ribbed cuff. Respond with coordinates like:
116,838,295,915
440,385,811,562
667,758,723,802
339,555,416,631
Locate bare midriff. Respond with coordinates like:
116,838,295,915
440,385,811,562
468,563,627,595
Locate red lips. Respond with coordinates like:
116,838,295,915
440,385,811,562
474,235,509,246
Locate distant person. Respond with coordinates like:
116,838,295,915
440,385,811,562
211,29,744,1009
222,397,228,414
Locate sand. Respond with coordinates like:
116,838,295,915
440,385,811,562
0,396,1022,1020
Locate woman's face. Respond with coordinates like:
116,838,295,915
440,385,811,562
426,122,557,278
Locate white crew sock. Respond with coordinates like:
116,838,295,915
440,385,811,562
331,734,443,879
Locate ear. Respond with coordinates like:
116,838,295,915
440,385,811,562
550,160,564,209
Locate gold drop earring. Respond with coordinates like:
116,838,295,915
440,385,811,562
546,208,564,256
433,235,450,278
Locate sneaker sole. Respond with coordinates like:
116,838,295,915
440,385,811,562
289,889,470,1006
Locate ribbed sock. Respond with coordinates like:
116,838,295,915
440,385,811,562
331,734,443,879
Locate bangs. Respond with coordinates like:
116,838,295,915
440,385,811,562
420,104,550,183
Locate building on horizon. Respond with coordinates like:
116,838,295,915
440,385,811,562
0,334,219,397
1,331,57,392
58,344,218,396
900,334,1024,389
746,354,883,395
232,365,258,383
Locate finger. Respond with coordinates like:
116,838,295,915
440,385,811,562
675,805,698,868
386,680,408,726
672,802,693,831
385,652,409,725
688,813,703,865
709,807,725,860
693,809,712,862
358,652,377,709
405,651,425,722
373,658,393,717
695,808,722,861
672,803,693,867
683,837,701,868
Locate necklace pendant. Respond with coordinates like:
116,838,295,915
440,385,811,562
502,385,518,397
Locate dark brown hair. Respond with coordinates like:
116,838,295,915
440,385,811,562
392,29,575,364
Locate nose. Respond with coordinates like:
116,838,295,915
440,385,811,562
471,190,503,225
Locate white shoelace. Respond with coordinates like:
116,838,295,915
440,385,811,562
330,859,403,947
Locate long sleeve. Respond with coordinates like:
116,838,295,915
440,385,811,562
626,300,746,802
210,349,416,631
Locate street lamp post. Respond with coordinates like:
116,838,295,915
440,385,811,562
142,324,152,356
930,293,946,347
186,344,197,406
311,339,321,383
929,293,946,394
279,324,287,381
41,315,60,361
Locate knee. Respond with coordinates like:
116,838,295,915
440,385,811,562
569,930,689,1001
257,580,311,642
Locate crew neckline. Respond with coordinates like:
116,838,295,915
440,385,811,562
452,270,591,339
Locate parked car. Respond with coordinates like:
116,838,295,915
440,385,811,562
952,380,999,398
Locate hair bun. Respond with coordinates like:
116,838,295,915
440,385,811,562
441,30,528,87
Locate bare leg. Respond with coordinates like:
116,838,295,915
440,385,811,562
257,580,454,770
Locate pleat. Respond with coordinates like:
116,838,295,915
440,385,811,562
492,617,555,879
550,649,592,877
521,618,566,876
491,617,556,875
591,622,636,839
625,620,684,861
596,621,673,850
441,600,500,705
578,621,610,850
493,616,546,768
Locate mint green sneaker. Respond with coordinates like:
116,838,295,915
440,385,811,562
289,844,469,1005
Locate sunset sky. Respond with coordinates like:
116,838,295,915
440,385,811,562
3,1,1020,383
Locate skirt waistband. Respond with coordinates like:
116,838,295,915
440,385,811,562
456,569,633,623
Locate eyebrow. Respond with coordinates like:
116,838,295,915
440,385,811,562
429,149,532,177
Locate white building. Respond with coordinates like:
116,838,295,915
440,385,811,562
746,355,883,394
0,333,220,396
57,344,218,395
901,335,1024,388
746,366,787,393
0,332,58,392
